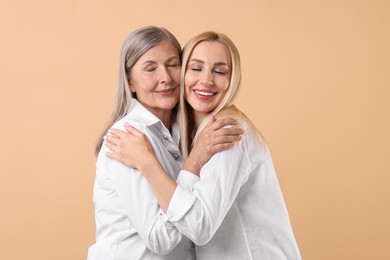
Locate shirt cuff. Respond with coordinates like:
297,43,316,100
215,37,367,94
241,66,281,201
166,184,196,222
176,170,200,191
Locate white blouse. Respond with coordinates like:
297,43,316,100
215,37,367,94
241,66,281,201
166,120,302,260
88,99,195,260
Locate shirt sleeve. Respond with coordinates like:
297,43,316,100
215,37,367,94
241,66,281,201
94,131,185,255
176,170,200,191
165,132,254,245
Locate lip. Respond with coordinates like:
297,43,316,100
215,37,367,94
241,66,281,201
156,88,176,96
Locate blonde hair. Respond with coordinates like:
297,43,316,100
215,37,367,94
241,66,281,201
95,26,181,156
178,31,258,158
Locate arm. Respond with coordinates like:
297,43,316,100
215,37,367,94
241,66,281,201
105,117,244,212
166,134,253,245
96,124,182,255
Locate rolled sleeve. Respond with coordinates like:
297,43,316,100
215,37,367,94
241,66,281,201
166,185,197,222
176,170,200,191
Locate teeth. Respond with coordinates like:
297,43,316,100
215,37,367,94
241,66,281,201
195,91,214,96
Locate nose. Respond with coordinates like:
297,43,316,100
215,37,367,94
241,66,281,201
199,70,213,87
159,67,172,85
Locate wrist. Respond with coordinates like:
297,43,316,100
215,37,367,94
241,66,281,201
182,158,201,177
138,154,159,176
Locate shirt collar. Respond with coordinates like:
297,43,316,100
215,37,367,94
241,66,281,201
127,98,179,143
127,98,162,127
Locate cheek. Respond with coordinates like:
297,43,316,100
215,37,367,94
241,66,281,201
172,69,181,83
184,85,191,98
138,77,158,92
183,76,193,95
184,72,198,85
218,78,230,92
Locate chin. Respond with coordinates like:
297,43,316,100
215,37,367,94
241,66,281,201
161,101,178,110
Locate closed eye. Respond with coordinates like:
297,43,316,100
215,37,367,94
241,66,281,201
167,63,179,68
145,67,157,72
190,67,202,71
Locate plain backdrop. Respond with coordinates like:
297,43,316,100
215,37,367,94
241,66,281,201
0,0,389,259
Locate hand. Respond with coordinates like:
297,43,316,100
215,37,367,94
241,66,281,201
104,123,156,170
183,117,244,175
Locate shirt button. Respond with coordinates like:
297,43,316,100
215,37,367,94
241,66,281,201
162,134,169,141
173,154,180,160
191,242,195,248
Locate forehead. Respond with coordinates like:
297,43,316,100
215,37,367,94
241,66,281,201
189,41,231,65
138,40,180,62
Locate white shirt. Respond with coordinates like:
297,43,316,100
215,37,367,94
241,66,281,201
166,120,302,260
88,99,195,260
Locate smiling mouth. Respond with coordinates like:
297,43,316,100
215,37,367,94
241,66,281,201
194,90,216,97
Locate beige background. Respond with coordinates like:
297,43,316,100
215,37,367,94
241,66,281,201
1,0,389,259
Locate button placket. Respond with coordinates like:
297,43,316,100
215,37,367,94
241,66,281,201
160,131,181,161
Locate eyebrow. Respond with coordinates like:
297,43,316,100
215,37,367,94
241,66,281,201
142,56,180,65
142,60,157,65
189,59,204,64
189,59,229,67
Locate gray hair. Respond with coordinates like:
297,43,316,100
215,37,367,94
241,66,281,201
95,26,181,156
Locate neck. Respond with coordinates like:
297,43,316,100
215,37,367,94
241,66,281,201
159,111,172,131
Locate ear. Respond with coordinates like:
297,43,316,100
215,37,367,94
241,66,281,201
128,76,136,93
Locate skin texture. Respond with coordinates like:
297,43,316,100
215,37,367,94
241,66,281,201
128,39,181,128
184,41,232,126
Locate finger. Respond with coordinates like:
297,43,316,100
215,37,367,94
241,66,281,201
216,127,244,136
103,140,119,153
212,134,242,145
106,151,119,160
212,117,239,130
209,127,243,141
124,123,144,137
104,135,120,146
211,143,236,154
109,128,128,138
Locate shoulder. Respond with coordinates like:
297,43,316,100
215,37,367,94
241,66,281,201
111,114,147,134
216,106,265,145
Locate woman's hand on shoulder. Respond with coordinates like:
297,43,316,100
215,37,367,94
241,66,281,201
184,117,244,175
104,123,155,170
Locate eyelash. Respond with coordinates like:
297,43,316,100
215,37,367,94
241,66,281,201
167,64,178,68
145,64,178,72
145,67,156,72
190,67,226,75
